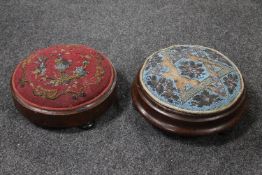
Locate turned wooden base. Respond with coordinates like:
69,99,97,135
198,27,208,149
12,86,117,128
131,73,247,136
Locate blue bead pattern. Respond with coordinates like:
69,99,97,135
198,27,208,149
140,45,244,114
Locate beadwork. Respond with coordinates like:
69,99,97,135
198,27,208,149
12,44,113,110
140,45,244,114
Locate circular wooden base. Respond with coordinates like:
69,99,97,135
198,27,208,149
12,86,117,128
131,73,247,136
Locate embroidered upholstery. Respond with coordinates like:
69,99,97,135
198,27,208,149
12,44,114,111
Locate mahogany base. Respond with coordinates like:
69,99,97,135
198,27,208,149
12,86,117,128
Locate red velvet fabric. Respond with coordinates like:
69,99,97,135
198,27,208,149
12,44,114,111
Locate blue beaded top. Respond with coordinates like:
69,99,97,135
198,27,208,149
140,45,244,114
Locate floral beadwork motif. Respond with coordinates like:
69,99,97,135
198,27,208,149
17,45,108,102
141,45,243,113
191,90,221,107
33,57,47,76
146,75,179,103
55,55,70,72
178,60,206,79
223,73,238,94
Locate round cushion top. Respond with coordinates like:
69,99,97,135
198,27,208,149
12,44,114,111
140,45,244,114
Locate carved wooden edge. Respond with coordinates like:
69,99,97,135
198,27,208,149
131,70,247,136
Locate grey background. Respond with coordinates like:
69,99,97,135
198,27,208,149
0,0,261,174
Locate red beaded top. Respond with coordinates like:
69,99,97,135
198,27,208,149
12,44,114,111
